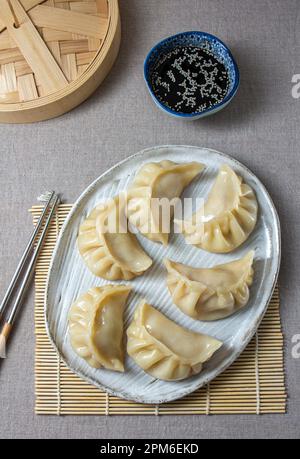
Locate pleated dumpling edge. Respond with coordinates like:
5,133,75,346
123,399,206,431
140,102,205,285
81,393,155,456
77,195,153,281
127,300,223,381
68,285,132,372
176,164,258,253
126,160,205,245
164,251,255,321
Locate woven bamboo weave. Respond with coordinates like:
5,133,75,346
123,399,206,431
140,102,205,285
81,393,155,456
30,204,287,416
0,0,110,102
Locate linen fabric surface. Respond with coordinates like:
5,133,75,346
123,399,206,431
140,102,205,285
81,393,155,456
0,0,299,439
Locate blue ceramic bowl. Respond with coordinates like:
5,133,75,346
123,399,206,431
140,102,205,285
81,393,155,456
144,31,240,120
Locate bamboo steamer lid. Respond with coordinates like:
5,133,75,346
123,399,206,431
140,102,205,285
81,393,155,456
0,0,120,123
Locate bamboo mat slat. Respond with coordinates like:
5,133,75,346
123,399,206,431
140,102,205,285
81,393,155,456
30,204,287,416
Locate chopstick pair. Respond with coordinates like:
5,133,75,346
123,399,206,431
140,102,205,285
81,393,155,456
0,191,60,358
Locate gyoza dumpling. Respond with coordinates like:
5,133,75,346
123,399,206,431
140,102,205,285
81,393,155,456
127,301,222,381
177,165,258,253
165,251,254,321
127,160,205,245
68,285,132,371
78,195,152,281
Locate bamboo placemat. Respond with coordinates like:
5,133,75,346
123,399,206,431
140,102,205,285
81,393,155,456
30,204,287,415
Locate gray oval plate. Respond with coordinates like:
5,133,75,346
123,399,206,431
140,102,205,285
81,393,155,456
45,145,281,404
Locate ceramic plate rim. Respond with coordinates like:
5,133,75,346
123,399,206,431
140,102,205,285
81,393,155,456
45,145,281,404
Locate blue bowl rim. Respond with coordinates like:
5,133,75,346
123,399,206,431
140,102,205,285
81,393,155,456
144,31,240,118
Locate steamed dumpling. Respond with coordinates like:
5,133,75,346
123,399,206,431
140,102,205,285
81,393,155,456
127,160,205,245
78,195,152,280
165,251,254,321
127,301,222,381
177,165,258,253
68,285,132,371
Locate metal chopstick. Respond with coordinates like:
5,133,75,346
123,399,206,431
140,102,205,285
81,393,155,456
0,194,60,354
0,191,55,321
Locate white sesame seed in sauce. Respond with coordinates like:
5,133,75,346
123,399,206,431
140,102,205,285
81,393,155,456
150,46,230,114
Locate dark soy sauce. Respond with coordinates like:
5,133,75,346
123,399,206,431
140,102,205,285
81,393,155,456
150,46,230,114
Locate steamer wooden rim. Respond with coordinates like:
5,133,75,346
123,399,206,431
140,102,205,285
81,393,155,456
0,0,120,123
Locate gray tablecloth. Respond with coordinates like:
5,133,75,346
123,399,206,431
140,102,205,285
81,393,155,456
0,0,299,439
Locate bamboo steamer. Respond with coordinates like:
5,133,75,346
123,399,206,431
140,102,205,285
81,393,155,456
0,0,121,123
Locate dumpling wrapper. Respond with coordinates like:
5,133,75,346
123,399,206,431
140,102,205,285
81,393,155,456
127,301,222,381
68,285,132,371
127,160,205,245
78,195,153,281
165,251,254,321
176,165,258,253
